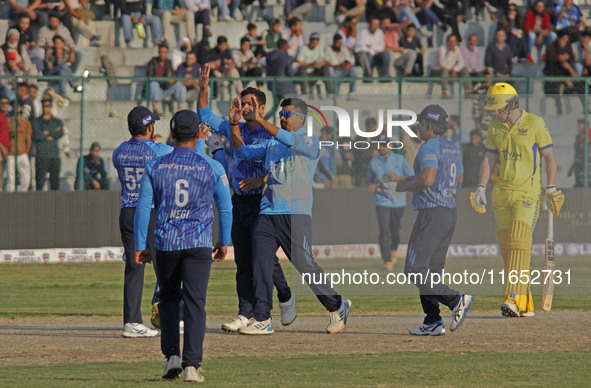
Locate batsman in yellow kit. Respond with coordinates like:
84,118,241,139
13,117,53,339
469,83,565,317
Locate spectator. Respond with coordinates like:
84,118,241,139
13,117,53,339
37,0,74,33
9,15,45,72
32,98,63,190
0,96,32,191
336,135,354,188
285,0,312,22
416,0,459,44
283,17,304,57
152,0,195,44
214,0,238,21
7,0,44,29
325,33,361,99
485,29,513,77
431,34,471,98
29,83,42,118
574,29,591,75
232,37,263,85
0,101,8,191
175,51,201,108
398,24,424,76
120,0,163,47
337,15,358,53
462,129,485,187
265,39,295,103
261,18,282,53
238,0,269,21
399,0,436,39
64,0,101,46
297,32,331,95
44,35,81,96
355,16,391,78
447,114,468,149
471,66,494,131
555,0,585,43
243,22,266,59
335,0,365,24
351,117,378,187
169,36,192,70
0,52,24,98
16,82,33,120
381,17,417,77
524,0,556,61
1,29,37,77
75,141,109,190
366,0,397,22
543,29,581,115
208,35,243,96
38,15,80,72
568,118,591,187
461,33,483,77
185,0,212,40
147,43,185,114
498,4,529,61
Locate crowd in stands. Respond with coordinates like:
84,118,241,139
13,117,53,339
0,0,590,190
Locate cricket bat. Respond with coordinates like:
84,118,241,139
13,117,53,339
541,209,555,312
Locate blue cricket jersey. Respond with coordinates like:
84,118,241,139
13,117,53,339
198,105,271,195
234,126,319,216
134,146,232,251
368,151,413,208
113,138,205,207
412,135,463,210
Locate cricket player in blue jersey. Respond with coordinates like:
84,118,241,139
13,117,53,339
114,106,205,338
230,97,351,335
134,110,232,382
197,64,295,332
368,134,414,271
396,105,473,336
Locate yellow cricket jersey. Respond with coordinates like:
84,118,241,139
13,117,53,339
485,109,553,191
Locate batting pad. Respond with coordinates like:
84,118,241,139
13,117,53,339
505,220,534,312
496,228,510,273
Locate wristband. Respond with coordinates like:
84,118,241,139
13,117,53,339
230,122,239,126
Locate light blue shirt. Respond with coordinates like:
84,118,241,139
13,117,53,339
368,151,413,208
234,126,319,216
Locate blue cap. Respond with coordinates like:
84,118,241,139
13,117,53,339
127,106,159,129
417,104,448,124
170,110,200,135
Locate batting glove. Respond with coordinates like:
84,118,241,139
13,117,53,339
469,184,487,214
545,186,565,217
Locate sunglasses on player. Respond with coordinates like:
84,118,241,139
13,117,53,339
279,110,306,120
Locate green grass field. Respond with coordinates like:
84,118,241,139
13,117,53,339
1,260,590,387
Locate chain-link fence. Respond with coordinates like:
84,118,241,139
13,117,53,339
0,74,589,192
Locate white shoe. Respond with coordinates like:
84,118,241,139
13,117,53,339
162,355,182,379
501,301,522,317
450,294,473,332
183,366,205,382
279,293,297,326
238,318,274,335
420,26,433,37
326,299,351,334
409,321,446,336
521,311,535,317
222,314,251,332
179,320,184,334
121,322,159,338
218,14,234,22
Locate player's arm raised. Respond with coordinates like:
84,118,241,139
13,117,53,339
231,97,267,161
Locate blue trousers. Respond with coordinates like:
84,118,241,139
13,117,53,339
156,248,211,369
120,207,157,324
232,194,291,318
376,205,404,263
252,214,342,321
404,207,460,324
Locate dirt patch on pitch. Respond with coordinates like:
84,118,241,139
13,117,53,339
0,312,588,366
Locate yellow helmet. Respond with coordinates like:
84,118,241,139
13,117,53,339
484,82,518,111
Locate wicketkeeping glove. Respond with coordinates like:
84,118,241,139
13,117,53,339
205,131,224,153
469,184,487,214
545,186,565,217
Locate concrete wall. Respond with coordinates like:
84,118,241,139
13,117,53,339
0,188,588,249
